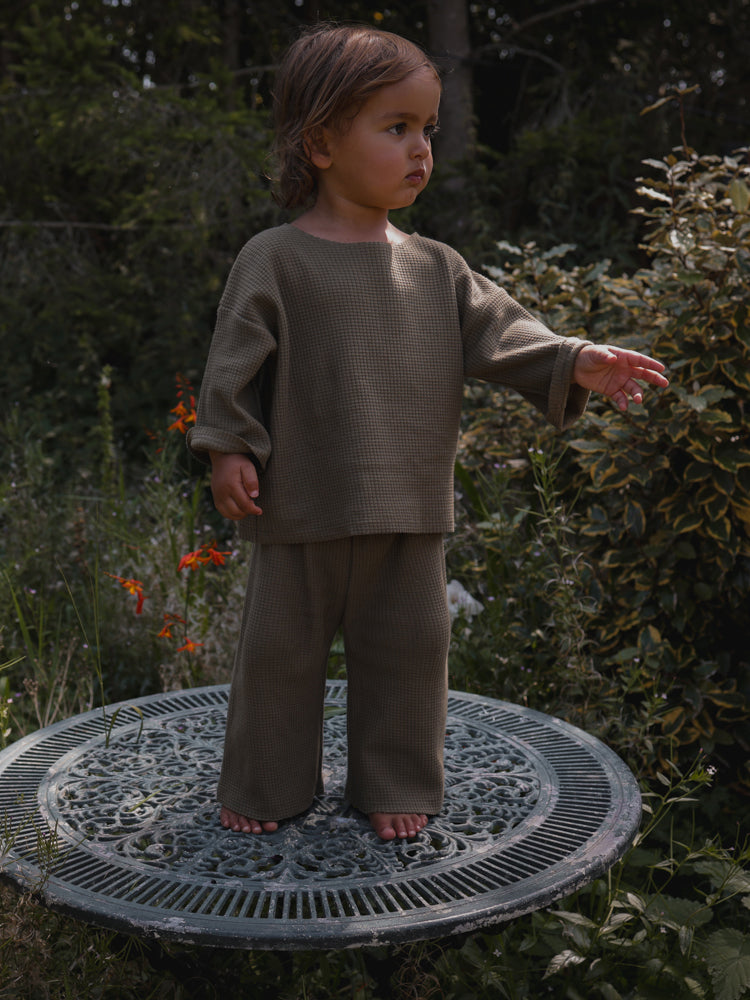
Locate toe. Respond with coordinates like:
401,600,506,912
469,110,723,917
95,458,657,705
369,813,397,840
220,807,238,830
391,815,406,838
220,807,278,835
369,812,429,840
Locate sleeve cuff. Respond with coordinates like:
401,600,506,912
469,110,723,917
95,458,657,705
186,426,271,468
547,338,591,430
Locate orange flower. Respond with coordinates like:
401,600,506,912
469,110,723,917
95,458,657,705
167,401,196,434
177,541,231,572
168,374,197,434
158,612,186,639
203,542,230,566
177,638,203,653
107,574,147,615
177,548,205,572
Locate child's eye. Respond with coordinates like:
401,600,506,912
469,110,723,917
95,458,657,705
387,122,440,138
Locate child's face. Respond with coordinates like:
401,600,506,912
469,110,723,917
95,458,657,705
312,67,441,217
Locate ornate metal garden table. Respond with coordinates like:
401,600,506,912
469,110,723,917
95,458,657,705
0,682,640,949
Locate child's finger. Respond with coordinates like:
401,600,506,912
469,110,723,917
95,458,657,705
240,465,263,514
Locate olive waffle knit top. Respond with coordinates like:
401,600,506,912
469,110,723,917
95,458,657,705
187,224,590,543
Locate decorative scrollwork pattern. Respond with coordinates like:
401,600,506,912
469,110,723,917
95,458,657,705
47,707,542,883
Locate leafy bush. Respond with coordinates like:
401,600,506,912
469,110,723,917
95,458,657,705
455,148,750,790
0,11,278,476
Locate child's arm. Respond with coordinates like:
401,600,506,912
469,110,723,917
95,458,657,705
209,451,263,520
573,345,669,411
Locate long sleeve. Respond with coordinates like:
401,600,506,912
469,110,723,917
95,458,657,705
186,247,278,467
455,260,591,430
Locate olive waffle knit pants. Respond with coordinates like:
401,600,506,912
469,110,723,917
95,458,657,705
217,534,451,821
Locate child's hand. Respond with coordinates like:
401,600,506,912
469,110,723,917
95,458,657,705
209,452,263,519
573,345,669,411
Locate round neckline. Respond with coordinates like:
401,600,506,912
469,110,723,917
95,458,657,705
283,223,420,248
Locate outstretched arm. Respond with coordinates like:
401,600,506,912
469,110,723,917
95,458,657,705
573,345,669,411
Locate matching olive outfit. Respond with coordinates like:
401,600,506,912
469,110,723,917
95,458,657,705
187,224,590,821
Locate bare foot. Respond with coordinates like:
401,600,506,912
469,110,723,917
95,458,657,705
220,806,278,834
369,812,428,841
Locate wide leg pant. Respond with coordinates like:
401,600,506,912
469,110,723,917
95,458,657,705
217,534,451,821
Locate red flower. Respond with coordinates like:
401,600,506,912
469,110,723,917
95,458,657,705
158,612,186,639
168,375,197,434
167,401,196,434
177,549,205,572
177,541,230,572
177,638,204,653
203,542,230,566
107,574,147,615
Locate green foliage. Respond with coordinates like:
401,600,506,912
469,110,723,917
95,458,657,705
424,762,750,1000
458,149,750,788
448,449,606,735
0,5,278,474
570,150,750,781
0,375,248,742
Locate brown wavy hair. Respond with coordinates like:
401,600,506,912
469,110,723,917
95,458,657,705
271,24,440,211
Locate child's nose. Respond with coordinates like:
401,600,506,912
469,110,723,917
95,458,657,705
412,134,430,158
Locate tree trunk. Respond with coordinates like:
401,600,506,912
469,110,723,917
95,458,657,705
427,0,477,246
428,0,476,165
221,0,242,107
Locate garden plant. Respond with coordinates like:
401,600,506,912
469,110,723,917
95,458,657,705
1,125,749,1000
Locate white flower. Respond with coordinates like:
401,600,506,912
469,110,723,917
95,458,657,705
446,579,484,622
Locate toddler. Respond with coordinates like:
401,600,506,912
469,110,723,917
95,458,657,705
187,24,668,841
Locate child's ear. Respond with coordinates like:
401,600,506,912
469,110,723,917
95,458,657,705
304,127,333,170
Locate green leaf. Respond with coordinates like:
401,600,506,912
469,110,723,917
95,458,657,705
669,228,695,253
642,157,671,171
704,516,733,546
713,449,738,473
728,178,750,213
702,491,730,521
701,410,736,428
703,928,750,1000
679,924,694,956
541,243,577,261
684,460,713,484
544,949,586,978
625,500,646,536
721,363,750,392
551,911,597,928
677,270,705,286
590,454,633,489
662,706,687,735
639,624,662,654
643,894,713,930
636,184,673,204
567,438,607,454
672,509,703,534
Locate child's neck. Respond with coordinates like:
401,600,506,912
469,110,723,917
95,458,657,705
292,205,409,245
